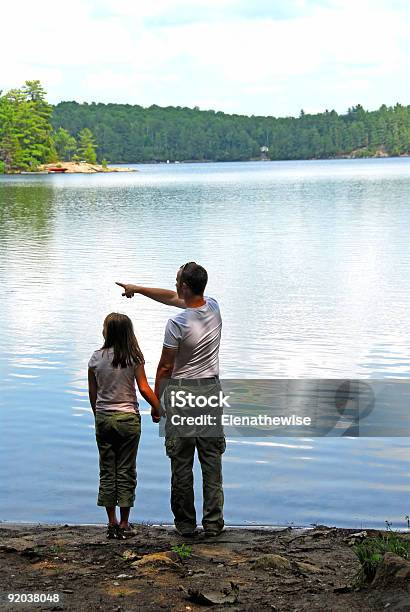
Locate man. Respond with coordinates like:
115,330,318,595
116,262,225,537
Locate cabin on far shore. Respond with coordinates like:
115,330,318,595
260,146,269,161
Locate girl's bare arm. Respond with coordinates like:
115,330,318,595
88,368,97,416
135,364,162,422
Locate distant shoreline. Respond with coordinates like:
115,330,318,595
136,153,410,164
107,153,410,166
4,154,410,174
105,150,410,165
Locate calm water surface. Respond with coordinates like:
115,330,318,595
1,159,409,527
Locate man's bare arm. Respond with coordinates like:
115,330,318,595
155,346,177,397
116,282,186,308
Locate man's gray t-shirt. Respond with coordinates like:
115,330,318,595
163,296,222,378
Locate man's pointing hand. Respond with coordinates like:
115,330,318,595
116,282,138,298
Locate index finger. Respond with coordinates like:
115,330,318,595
115,282,126,288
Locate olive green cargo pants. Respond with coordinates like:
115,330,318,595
95,411,141,507
165,436,226,533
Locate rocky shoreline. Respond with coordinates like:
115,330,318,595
0,523,409,611
39,162,137,174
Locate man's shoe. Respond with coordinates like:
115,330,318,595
117,523,137,540
106,524,118,539
175,526,198,538
203,527,225,537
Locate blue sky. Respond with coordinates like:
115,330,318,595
2,0,410,117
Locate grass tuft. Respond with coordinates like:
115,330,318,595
353,519,410,585
171,543,192,560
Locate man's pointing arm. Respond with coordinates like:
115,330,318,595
115,282,186,308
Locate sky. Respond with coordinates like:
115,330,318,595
2,0,410,117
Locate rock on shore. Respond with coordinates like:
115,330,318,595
41,162,137,173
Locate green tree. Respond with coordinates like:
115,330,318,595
0,80,55,170
0,93,21,171
53,127,77,161
76,128,97,163
21,80,56,165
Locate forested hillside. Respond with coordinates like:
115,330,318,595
2,79,410,171
52,101,410,163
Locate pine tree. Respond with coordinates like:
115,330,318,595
0,94,20,171
0,80,55,170
53,127,77,161
76,128,97,163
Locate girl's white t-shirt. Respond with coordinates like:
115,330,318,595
88,347,140,413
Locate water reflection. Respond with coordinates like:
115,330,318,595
0,181,55,237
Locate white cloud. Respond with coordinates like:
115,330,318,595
1,0,410,115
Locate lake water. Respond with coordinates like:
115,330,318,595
1,159,409,528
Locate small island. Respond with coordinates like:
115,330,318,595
0,80,137,175
41,161,137,174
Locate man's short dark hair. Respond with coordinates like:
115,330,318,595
180,262,208,295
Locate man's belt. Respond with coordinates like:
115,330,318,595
168,376,219,387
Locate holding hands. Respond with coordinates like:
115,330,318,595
151,407,162,423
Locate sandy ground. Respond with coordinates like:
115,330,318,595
1,523,409,611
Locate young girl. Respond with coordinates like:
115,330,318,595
88,312,161,539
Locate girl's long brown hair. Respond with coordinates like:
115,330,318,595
102,313,144,368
